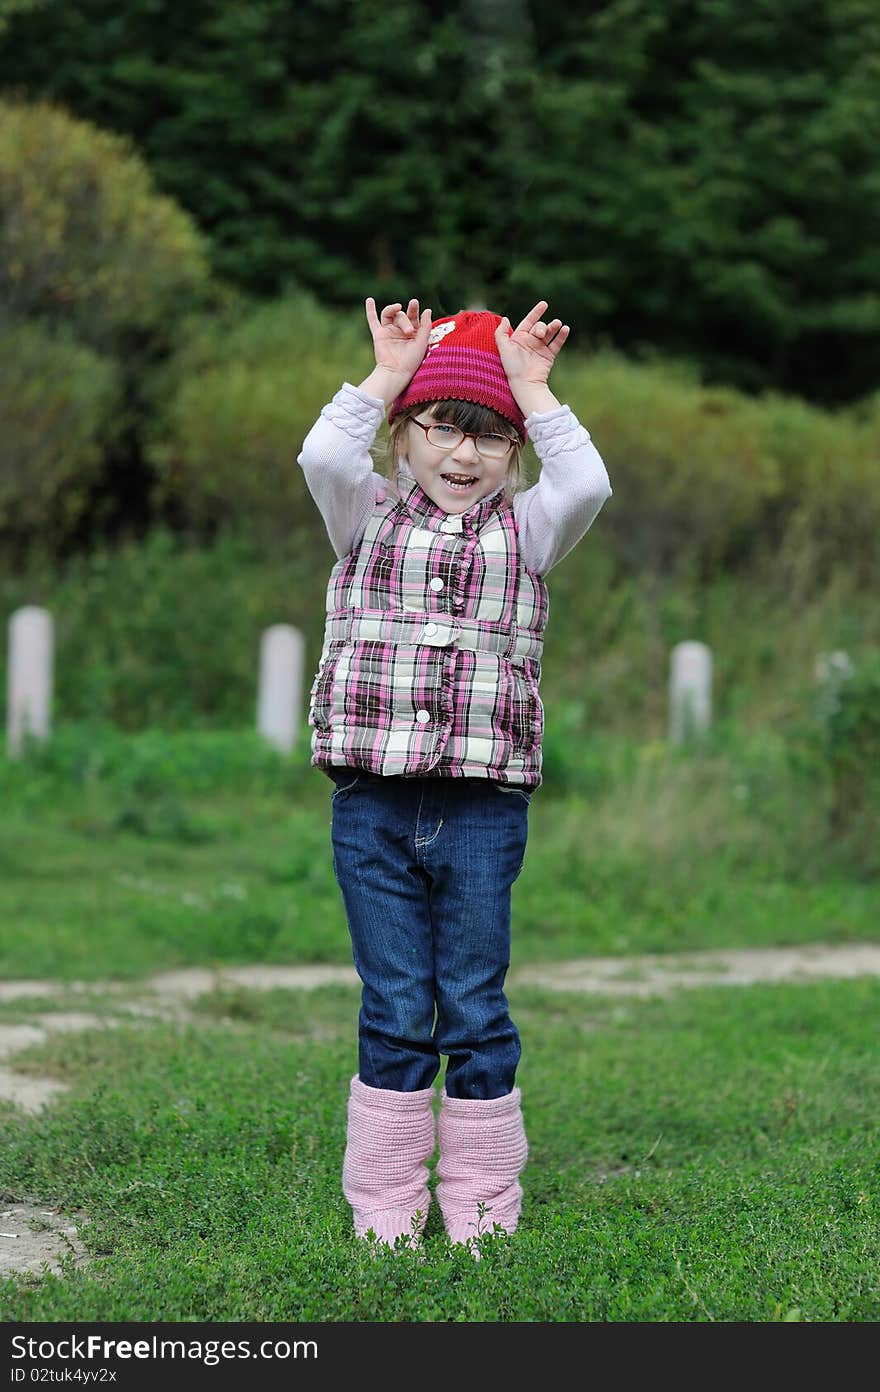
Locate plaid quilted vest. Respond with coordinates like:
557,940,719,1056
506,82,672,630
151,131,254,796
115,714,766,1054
307,477,549,787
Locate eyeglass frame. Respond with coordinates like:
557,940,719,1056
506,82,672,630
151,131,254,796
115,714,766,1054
409,416,518,459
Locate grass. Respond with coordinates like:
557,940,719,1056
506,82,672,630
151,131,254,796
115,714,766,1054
0,980,877,1321
0,722,878,1321
0,722,877,981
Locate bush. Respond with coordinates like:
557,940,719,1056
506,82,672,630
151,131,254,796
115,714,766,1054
0,719,314,813
760,390,880,599
786,646,880,876
0,96,224,554
0,316,122,543
0,96,213,357
144,289,373,540
550,350,784,582
819,648,880,838
550,350,880,595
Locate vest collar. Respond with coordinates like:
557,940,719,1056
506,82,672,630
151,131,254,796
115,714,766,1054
396,467,507,533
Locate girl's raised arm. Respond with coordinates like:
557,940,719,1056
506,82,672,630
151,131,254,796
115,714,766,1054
299,295,431,558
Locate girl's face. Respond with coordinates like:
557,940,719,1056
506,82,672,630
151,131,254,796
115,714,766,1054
405,407,515,514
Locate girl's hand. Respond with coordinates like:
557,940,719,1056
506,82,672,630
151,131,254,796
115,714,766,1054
365,297,432,386
495,300,570,387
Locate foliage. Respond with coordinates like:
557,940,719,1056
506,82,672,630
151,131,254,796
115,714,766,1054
2,1,879,403
785,647,880,870
0,96,213,358
0,0,47,37
143,291,373,540
0,96,222,553
4,275,879,585
560,351,880,595
138,294,880,591
0,317,122,543
554,353,785,582
821,649,880,825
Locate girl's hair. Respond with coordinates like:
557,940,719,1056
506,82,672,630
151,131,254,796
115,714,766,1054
377,399,526,501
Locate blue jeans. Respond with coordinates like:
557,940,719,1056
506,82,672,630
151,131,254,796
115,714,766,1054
328,769,531,1100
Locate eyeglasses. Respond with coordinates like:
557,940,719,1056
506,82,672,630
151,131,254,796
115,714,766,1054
410,417,517,460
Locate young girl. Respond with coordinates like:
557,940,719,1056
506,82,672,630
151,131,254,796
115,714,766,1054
298,297,612,1251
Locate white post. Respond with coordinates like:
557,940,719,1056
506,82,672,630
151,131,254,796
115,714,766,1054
669,640,712,744
7,606,54,758
814,650,853,721
257,624,304,755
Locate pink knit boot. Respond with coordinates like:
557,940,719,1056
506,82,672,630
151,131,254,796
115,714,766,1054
341,1075,436,1247
436,1087,528,1249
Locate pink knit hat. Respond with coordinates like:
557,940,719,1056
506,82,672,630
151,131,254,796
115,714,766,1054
388,310,526,442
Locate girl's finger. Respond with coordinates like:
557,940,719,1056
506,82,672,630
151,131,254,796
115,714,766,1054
365,297,380,332
518,300,549,331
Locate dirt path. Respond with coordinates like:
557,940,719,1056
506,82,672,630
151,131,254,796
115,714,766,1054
2,940,879,1281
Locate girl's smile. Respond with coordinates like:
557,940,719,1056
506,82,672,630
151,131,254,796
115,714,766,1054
440,471,480,492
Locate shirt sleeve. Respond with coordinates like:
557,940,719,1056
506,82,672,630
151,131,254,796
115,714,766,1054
297,381,389,558
513,404,613,575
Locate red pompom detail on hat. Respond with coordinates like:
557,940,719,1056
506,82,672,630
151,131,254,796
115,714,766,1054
388,310,526,442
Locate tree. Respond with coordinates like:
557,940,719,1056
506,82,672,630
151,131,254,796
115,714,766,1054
2,0,879,403
0,96,212,357
0,97,216,553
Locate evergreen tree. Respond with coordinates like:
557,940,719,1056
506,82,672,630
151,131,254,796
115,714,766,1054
2,0,879,402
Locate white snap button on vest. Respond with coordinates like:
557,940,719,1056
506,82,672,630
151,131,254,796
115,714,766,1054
415,709,430,724
423,622,438,636
429,577,444,591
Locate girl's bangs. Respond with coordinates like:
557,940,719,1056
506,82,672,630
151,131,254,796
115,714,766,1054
424,398,518,437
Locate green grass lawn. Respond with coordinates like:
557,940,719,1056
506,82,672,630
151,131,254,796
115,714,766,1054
1,724,877,981
1,724,878,1321
1,980,877,1321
